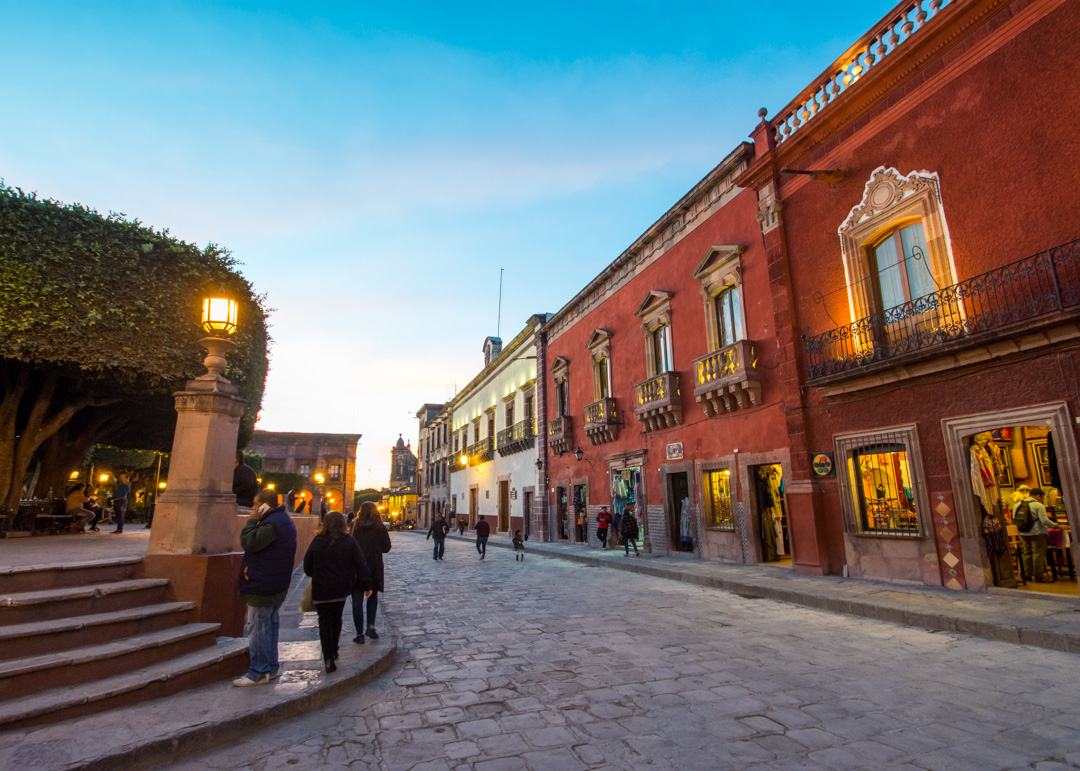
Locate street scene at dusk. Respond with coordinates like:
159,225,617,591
2,0,1080,768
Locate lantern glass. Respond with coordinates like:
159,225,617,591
201,297,238,336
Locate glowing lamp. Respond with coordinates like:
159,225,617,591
314,472,325,484
460,455,468,466
100,473,110,483
158,481,167,489
201,296,238,336
266,483,275,490
69,470,79,480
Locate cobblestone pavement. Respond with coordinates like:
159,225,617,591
171,534,1080,771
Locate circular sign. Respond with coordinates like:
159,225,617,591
812,453,834,478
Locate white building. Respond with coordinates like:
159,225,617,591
448,316,547,537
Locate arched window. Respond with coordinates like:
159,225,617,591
714,286,744,348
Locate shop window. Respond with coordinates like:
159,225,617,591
835,426,928,538
703,467,734,530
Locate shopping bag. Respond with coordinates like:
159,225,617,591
299,582,314,612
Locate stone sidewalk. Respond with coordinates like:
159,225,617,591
438,532,1080,654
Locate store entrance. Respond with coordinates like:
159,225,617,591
667,472,693,553
611,466,643,551
573,484,588,543
968,426,1077,597
556,486,569,540
752,464,790,564
469,487,478,528
498,481,510,533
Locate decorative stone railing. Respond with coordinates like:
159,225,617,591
772,0,954,145
547,415,573,456
634,372,682,432
584,397,619,445
692,340,762,416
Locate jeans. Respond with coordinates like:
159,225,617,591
113,498,127,532
244,602,282,679
352,589,379,633
315,600,346,662
598,528,608,549
432,538,445,559
1021,534,1048,581
476,537,488,556
624,536,638,555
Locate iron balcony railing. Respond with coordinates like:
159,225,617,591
803,238,1080,380
466,436,494,457
497,417,535,446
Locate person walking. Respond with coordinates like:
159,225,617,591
110,473,131,533
620,507,640,556
475,515,490,559
235,489,297,686
512,530,526,561
427,512,449,560
350,502,391,643
1014,487,1055,583
232,451,260,508
305,511,371,672
596,507,612,549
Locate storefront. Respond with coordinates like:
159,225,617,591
608,453,646,552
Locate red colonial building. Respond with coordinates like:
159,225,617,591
541,0,1080,597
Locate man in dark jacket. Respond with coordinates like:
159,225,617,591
427,513,449,561
475,515,490,560
232,451,260,508
234,489,297,687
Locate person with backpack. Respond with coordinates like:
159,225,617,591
619,507,640,556
427,512,449,560
1013,487,1054,582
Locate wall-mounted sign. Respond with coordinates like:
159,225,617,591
510,488,518,500
666,443,684,461
812,452,835,478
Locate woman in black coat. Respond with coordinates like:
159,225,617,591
350,501,392,643
304,512,371,672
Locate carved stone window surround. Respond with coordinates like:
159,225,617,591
636,290,675,378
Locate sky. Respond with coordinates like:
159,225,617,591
0,1,894,489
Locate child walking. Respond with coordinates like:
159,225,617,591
512,530,526,561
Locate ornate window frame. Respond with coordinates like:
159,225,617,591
839,167,958,323
635,290,675,376
550,356,570,417
586,328,613,400
693,245,747,352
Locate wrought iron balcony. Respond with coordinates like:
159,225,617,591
547,415,572,456
803,238,1080,381
584,397,619,445
465,436,495,465
497,417,536,456
634,371,683,432
693,340,761,416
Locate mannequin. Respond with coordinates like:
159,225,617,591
680,496,692,548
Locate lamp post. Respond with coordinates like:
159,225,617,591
144,293,248,635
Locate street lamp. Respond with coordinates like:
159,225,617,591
535,458,543,471
314,472,325,484
460,454,468,467
574,447,584,462
198,293,239,385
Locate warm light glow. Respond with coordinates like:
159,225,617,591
266,483,275,490
158,481,167,489
69,471,79,480
314,472,325,484
460,455,468,466
201,296,238,336
100,473,110,483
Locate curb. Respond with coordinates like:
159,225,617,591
433,532,1080,655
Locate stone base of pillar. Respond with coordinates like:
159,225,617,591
144,552,246,637
148,492,242,556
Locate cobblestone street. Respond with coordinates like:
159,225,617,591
172,534,1080,771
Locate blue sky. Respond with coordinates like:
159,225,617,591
1,1,893,488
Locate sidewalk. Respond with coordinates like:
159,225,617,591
438,531,1080,654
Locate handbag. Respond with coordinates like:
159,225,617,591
299,581,314,612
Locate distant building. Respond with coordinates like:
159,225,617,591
416,403,449,529
247,431,360,514
386,435,418,523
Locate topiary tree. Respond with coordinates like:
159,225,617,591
0,183,270,514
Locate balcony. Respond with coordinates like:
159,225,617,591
497,417,536,457
693,340,761,416
584,397,619,445
803,239,1080,382
465,436,495,465
548,415,573,456
634,371,683,432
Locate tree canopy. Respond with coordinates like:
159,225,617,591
0,183,271,512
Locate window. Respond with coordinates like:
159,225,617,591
524,394,534,422
703,468,734,529
635,290,675,377
870,222,936,311
505,400,515,428
715,287,744,348
328,463,342,481
299,464,310,478
652,324,672,375
835,426,927,537
556,380,569,417
595,356,611,398
487,414,495,439
473,422,480,443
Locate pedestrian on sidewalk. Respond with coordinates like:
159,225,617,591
1015,488,1054,582
427,512,449,560
620,507,640,556
305,511,371,672
110,473,131,533
512,530,526,561
351,502,390,643
458,517,466,536
235,489,297,686
596,507,612,549
232,450,259,508
475,515,490,559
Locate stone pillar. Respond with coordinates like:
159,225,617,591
144,344,248,636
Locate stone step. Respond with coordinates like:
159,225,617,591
0,557,143,594
0,622,221,700
0,578,171,627
0,637,249,731
0,601,196,660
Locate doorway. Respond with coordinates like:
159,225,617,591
556,486,569,540
522,490,533,540
469,487,478,527
611,466,643,551
752,463,790,564
573,484,588,543
498,481,510,533
667,472,693,553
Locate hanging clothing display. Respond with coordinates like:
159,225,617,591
969,442,998,516
680,496,692,544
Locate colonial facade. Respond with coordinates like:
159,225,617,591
386,435,418,522
447,320,546,537
247,431,360,514
415,403,449,529
538,0,1080,598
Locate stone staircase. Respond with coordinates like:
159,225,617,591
0,557,248,730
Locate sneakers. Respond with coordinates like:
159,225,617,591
232,673,270,687
353,634,366,644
